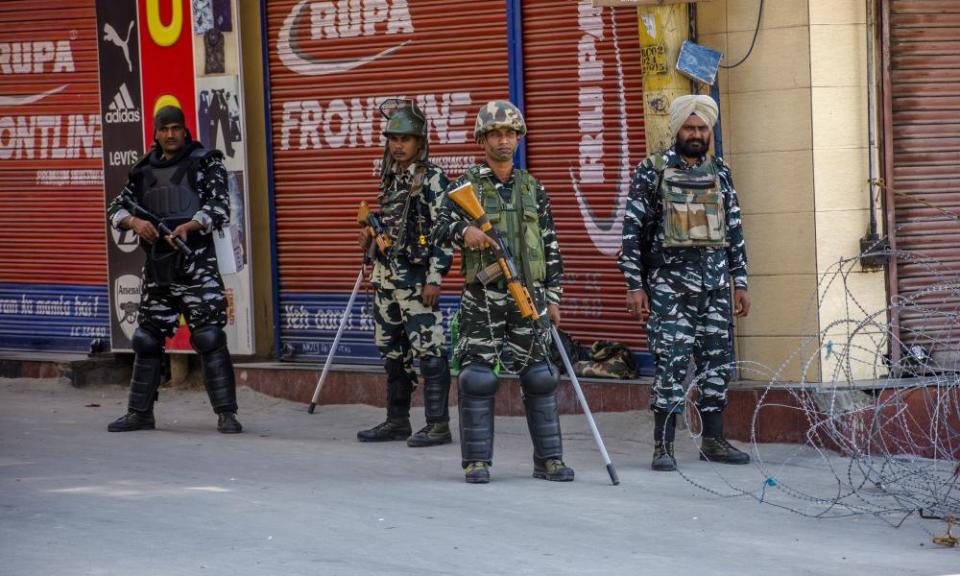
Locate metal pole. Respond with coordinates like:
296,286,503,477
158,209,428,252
550,325,620,485
307,257,368,414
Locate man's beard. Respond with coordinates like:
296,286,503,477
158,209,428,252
676,135,711,158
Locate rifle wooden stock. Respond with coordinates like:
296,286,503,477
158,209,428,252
506,275,539,319
356,200,392,255
448,182,539,320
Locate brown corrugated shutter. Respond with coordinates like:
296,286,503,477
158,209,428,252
521,1,649,362
885,0,960,366
265,0,509,363
0,0,109,352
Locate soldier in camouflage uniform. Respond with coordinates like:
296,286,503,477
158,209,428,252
618,95,752,471
356,99,454,447
434,100,574,484
106,105,241,434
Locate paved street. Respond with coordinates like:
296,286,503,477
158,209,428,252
1,377,957,576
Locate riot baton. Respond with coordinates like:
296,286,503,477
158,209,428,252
307,243,374,414
549,325,620,485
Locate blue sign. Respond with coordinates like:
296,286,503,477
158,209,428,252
0,283,110,353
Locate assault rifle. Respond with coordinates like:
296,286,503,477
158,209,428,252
121,197,193,257
357,201,392,257
307,203,381,414
447,182,620,485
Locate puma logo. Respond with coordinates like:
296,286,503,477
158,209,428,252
103,21,134,72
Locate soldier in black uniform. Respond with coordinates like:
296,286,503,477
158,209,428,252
106,105,241,434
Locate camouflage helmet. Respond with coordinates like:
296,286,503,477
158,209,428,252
380,98,426,138
474,100,526,143
378,98,428,181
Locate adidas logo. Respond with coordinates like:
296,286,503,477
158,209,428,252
104,84,141,124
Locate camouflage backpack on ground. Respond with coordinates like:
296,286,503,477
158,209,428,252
548,328,582,375
574,341,638,379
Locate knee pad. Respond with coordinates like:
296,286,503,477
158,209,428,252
519,362,557,396
458,363,498,397
190,325,226,354
131,326,164,358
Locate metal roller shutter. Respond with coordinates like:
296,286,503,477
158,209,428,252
885,0,960,366
521,1,649,364
0,0,109,352
264,0,509,363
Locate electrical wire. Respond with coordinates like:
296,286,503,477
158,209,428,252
720,0,764,69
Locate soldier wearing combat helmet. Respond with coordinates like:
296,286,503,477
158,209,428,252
618,94,752,471
433,100,574,484
356,99,454,448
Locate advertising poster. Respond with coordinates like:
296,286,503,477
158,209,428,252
98,0,253,354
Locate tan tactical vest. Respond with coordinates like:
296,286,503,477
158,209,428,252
658,159,727,248
461,168,546,285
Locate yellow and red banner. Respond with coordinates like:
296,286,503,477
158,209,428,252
137,0,197,147
98,0,254,354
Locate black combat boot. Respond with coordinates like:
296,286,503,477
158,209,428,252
521,363,573,481
699,411,750,464
651,441,676,471
464,461,490,484
217,412,243,434
357,418,413,442
407,355,452,447
108,410,156,432
651,411,677,471
533,458,575,482
407,423,452,447
459,363,498,482
108,327,163,432
358,358,414,442
191,326,241,434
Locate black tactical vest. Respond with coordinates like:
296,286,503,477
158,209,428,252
135,150,211,284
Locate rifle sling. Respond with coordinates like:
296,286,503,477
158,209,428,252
392,164,426,253
511,172,538,310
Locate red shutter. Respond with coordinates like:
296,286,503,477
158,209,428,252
885,0,960,366
521,1,649,356
0,0,109,352
264,0,509,362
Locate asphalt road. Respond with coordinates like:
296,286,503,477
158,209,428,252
1,377,957,576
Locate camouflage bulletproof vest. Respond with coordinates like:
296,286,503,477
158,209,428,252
461,168,546,285
659,160,727,248
378,166,430,266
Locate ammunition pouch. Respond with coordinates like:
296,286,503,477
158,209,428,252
660,162,727,249
461,168,545,285
148,247,183,287
383,166,432,268
403,231,430,266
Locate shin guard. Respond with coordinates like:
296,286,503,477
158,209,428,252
458,363,498,465
128,327,164,413
420,355,451,424
191,326,238,414
520,363,563,462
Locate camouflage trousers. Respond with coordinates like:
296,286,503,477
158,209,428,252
646,285,732,414
373,284,445,368
455,283,550,373
138,247,227,337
